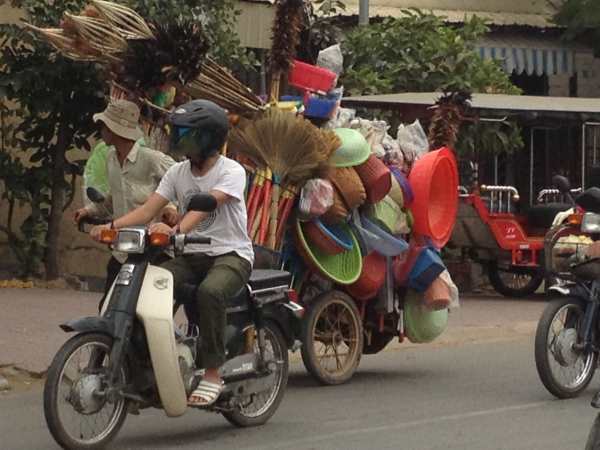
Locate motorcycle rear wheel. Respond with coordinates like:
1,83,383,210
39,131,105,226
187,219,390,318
535,297,597,399
222,322,289,427
44,333,128,450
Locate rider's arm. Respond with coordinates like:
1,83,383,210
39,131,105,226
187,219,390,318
113,193,169,229
177,189,232,234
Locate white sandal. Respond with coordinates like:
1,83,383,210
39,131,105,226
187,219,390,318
188,379,224,407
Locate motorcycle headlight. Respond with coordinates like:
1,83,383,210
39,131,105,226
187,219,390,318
581,212,600,234
114,229,146,254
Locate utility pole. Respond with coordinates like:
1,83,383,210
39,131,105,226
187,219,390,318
359,0,369,25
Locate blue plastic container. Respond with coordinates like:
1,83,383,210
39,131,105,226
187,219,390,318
407,248,446,292
304,95,337,119
355,216,408,257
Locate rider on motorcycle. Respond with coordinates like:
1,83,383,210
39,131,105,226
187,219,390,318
90,100,254,407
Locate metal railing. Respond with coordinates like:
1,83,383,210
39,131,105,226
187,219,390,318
537,188,582,204
480,185,520,214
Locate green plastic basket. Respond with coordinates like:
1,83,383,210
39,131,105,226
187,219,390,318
366,195,402,235
296,220,363,285
330,128,371,168
403,290,448,343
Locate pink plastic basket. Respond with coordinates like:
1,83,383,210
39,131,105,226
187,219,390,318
288,60,336,94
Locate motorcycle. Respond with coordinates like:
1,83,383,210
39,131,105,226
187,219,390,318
43,191,304,450
535,178,600,399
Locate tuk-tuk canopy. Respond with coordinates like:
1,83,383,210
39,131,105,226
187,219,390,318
342,92,600,123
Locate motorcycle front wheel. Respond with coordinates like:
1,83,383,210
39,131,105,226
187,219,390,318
222,322,289,427
535,297,597,399
44,333,128,450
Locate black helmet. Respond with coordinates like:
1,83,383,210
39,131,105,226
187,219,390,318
168,100,229,160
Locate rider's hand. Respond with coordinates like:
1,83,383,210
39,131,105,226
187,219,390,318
74,208,89,225
149,222,174,235
90,224,111,242
161,207,179,227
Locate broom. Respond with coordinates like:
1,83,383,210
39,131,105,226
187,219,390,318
229,109,329,249
269,0,305,102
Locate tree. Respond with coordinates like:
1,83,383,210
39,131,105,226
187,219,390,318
551,0,600,55
340,10,523,157
0,0,251,279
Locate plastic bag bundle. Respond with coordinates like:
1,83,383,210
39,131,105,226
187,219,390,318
326,107,356,129
317,44,344,78
396,120,428,168
298,179,335,221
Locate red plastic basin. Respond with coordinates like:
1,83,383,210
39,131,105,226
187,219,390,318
408,148,458,246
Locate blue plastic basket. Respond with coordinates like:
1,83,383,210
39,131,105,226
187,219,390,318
407,248,446,292
353,215,408,257
304,95,337,119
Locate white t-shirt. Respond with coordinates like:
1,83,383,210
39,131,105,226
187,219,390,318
156,157,254,265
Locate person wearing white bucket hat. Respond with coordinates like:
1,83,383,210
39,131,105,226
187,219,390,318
75,99,177,308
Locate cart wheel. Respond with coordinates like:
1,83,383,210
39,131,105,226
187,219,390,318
301,290,364,385
488,263,544,298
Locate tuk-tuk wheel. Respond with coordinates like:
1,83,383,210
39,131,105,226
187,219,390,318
488,263,544,298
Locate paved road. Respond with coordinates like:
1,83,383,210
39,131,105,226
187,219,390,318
1,336,598,450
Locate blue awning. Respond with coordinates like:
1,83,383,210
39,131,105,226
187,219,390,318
476,35,577,76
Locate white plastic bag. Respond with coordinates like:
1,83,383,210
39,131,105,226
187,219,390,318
298,179,335,221
397,120,429,168
439,270,460,309
326,107,356,129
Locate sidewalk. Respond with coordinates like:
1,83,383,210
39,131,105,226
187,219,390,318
0,287,547,376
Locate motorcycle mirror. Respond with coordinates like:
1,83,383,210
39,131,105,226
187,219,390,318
552,175,571,194
86,187,106,204
188,193,217,213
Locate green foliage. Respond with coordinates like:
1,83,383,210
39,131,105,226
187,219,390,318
340,10,523,156
552,0,600,55
0,0,251,278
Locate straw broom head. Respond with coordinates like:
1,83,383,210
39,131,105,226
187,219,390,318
229,108,328,186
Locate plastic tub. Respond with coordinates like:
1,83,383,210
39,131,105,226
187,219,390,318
330,129,371,168
408,148,458,246
296,220,363,285
303,219,354,255
346,252,386,301
304,95,337,119
403,290,449,343
365,196,403,235
354,154,392,203
407,248,446,292
288,60,336,94
354,216,408,257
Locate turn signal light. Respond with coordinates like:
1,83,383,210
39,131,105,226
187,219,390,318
100,229,117,244
568,213,583,226
149,232,170,247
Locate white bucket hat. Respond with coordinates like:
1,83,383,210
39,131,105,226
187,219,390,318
93,99,144,141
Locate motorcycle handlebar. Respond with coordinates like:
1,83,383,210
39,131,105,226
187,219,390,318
77,217,111,232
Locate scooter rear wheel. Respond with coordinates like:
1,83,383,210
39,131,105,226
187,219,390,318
44,332,128,450
222,322,289,427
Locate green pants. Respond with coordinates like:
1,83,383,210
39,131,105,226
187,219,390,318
161,252,252,368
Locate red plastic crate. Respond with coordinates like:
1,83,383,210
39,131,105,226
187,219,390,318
288,60,336,94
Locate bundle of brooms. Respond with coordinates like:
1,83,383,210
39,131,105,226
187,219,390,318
25,0,263,117
229,109,340,250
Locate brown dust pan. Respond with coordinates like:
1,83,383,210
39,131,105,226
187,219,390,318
91,0,154,39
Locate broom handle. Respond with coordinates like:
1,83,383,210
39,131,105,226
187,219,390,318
251,203,264,242
246,172,264,233
267,181,280,250
275,194,295,249
258,178,272,245
270,72,281,103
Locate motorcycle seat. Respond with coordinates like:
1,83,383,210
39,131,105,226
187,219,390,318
527,203,572,229
248,269,291,292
